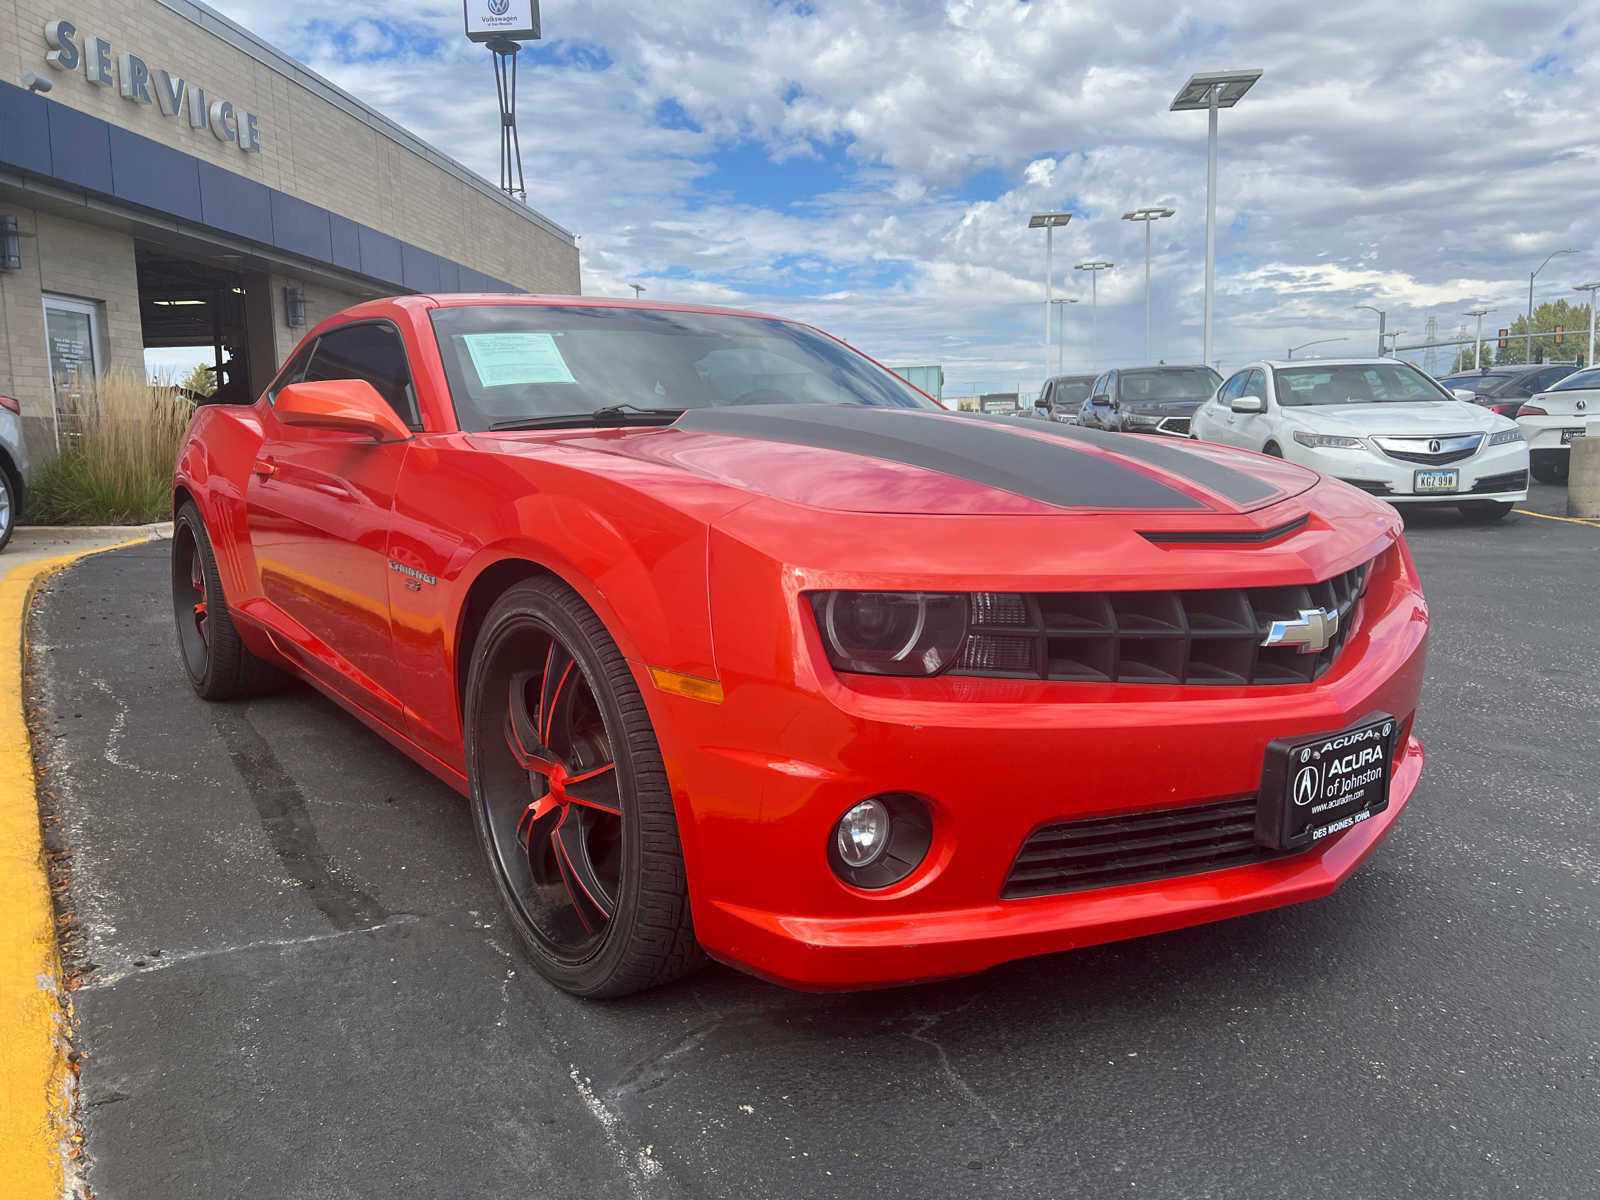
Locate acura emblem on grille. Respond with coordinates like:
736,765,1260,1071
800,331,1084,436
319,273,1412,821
1262,606,1339,654
1428,438,1441,453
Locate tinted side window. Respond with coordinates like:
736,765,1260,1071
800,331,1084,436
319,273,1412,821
1537,367,1574,390
1217,371,1247,404
304,322,420,428
1242,370,1268,401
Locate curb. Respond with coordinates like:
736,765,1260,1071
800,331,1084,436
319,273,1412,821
0,534,156,1197
15,521,173,540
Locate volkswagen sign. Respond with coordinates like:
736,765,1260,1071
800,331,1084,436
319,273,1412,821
465,0,539,42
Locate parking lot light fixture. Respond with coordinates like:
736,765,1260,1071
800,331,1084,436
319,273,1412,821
1122,206,1176,363
1353,304,1386,356
1528,249,1577,361
1030,211,1073,381
1464,307,1492,369
1572,282,1600,366
1286,336,1348,360
1050,297,1079,372
1075,260,1114,365
1171,69,1262,370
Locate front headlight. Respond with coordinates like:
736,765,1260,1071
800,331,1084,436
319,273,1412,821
1487,427,1525,446
811,592,968,676
1293,431,1365,450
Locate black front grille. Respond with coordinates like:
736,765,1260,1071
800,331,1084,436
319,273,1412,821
1003,796,1287,898
1156,416,1191,436
1470,470,1528,494
952,560,1372,686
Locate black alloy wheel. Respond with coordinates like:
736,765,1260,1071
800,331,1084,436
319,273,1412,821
171,501,279,700
0,467,15,553
465,576,700,997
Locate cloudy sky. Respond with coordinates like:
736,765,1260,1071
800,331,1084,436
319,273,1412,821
209,0,1600,393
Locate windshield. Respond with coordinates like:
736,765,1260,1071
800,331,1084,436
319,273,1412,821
1273,363,1454,406
1550,367,1600,391
429,304,940,431
1117,367,1221,401
1053,380,1093,405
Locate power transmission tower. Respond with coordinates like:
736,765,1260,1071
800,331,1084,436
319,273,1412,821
1422,317,1439,374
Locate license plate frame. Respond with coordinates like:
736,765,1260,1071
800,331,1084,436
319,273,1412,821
1413,468,1459,493
1255,714,1396,851
1560,428,1584,445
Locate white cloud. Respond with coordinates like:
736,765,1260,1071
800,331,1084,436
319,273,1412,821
209,0,1600,385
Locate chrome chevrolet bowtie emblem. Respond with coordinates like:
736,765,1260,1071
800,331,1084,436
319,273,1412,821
1262,606,1339,654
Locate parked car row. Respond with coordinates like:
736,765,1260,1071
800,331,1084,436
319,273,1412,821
1438,363,1595,483
1028,365,1221,434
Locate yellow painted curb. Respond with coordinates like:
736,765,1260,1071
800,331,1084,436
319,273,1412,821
1514,508,1600,529
0,536,153,1198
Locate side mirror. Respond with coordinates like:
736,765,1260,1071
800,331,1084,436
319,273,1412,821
1451,389,1478,403
1034,396,1051,411
1091,393,1111,407
1231,395,1265,414
274,379,411,442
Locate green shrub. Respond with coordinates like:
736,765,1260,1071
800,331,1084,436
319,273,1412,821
25,370,193,525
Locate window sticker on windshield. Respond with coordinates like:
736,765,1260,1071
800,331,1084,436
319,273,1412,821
460,332,577,387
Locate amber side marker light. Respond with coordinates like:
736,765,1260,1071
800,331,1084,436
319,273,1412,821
648,666,724,704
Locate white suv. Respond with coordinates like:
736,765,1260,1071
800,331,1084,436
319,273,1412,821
1517,366,1600,484
1191,358,1529,522
0,394,28,552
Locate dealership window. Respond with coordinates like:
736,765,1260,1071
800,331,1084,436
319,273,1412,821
43,294,105,447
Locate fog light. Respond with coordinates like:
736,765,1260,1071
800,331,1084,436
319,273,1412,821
826,792,934,890
836,798,890,868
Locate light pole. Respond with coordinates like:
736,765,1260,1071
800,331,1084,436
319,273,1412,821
1029,211,1073,381
1572,282,1600,367
1464,307,1492,369
1384,330,1406,358
1122,206,1175,363
1171,69,1261,370
1527,248,1577,362
1050,298,1079,373
1287,336,1348,360
1353,305,1386,356
1075,260,1114,365
627,282,645,299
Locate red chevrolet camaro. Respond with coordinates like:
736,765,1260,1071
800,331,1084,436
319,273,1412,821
170,295,1428,997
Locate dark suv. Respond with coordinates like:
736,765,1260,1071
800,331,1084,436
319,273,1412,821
1028,374,1097,423
1080,365,1223,436
1437,364,1578,417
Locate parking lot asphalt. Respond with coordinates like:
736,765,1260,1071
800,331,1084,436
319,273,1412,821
26,481,1599,1200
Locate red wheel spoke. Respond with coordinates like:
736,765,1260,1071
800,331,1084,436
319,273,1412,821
539,641,576,745
516,793,558,848
552,806,615,926
505,670,558,773
563,763,621,815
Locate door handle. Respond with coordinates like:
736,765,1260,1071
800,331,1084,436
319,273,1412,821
252,459,277,479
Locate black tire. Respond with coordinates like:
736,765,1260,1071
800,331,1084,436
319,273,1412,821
464,575,701,998
0,464,15,554
1458,500,1514,523
1530,459,1567,484
171,501,281,699
1262,442,1284,458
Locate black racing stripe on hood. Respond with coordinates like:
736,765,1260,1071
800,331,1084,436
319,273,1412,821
1007,418,1283,506
674,405,1205,510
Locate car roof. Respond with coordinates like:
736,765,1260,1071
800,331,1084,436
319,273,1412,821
1258,357,1431,368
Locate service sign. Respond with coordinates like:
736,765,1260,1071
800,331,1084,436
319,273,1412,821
464,0,540,43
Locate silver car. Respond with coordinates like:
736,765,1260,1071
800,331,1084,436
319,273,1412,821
0,394,29,552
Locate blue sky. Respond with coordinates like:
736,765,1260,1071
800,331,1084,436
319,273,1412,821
191,0,1600,394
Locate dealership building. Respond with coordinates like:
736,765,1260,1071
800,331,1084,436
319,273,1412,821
0,0,579,462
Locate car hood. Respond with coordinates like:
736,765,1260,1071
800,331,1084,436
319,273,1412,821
1285,400,1506,435
554,404,1319,515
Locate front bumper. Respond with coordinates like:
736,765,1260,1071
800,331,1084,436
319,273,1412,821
645,518,1428,990
1285,437,1529,503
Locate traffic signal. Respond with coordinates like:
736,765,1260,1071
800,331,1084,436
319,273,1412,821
1498,328,1508,350
1554,325,1563,345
